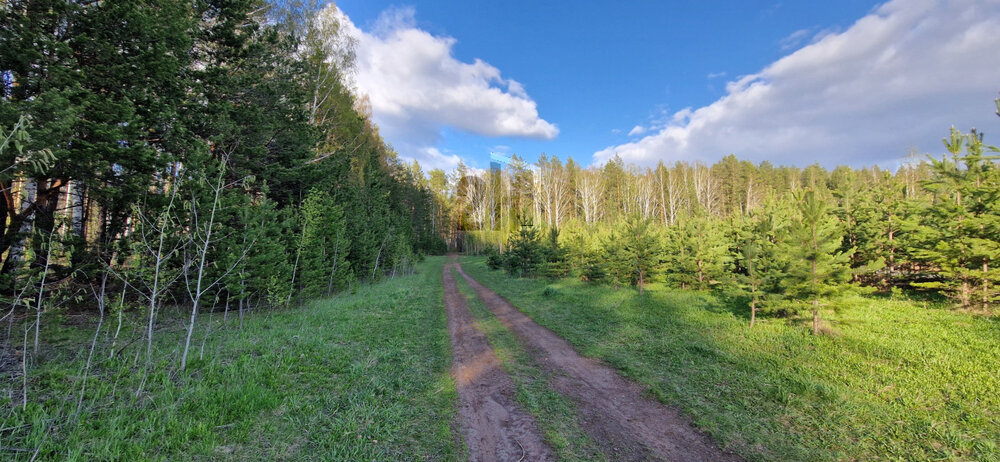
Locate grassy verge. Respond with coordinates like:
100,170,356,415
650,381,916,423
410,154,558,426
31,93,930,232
2,256,459,461
460,256,1000,461
450,268,605,461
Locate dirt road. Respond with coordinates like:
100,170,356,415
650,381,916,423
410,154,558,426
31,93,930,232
442,260,554,462
450,260,740,462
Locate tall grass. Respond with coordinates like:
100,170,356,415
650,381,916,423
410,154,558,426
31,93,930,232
2,257,459,461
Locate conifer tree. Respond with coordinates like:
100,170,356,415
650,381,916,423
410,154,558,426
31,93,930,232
732,211,782,327
782,189,853,335
664,215,730,290
912,126,1000,309
504,219,544,277
616,215,662,294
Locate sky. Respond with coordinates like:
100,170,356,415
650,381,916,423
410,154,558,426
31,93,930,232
332,0,1000,172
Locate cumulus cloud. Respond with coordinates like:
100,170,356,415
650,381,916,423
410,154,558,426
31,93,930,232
595,0,1000,168
333,6,557,170
628,125,647,136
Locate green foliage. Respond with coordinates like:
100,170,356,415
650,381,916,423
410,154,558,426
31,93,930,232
910,127,1000,309
663,215,731,290
503,220,545,277
781,189,854,334
461,256,1000,461
731,210,783,326
538,227,569,279
296,188,351,299
485,246,505,270
0,0,445,304
602,214,663,293
4,258,459,460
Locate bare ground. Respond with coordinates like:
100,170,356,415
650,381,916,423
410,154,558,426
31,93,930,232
453,261,741,462
442,259,554,462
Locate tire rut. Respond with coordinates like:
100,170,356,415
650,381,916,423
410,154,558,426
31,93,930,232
454,262,741,462
443,259,554,462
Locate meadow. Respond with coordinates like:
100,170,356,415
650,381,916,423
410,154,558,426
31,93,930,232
2,258,458,461
460,256,1000,461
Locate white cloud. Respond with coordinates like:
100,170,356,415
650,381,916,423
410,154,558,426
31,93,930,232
779,28,813,51
595,0,1000,168
707,71,727,79
628,125,647,136
416,147,463,171
332,6,557,170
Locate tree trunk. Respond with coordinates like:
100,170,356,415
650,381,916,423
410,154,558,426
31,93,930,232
31,179,61,269
3,179,36,274
812,299,820,336
76,274,107,421
33,230,54,354
182,172,224,372
984,261,989,311
109,285,125,359
326,235,341,295
961,278,970,308
69,180,86,238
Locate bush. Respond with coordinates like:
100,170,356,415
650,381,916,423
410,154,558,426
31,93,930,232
485,247,504,270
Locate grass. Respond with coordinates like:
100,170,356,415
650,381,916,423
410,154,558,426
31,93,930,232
2,256,459,461
460,256,1000,461
450,268,605,461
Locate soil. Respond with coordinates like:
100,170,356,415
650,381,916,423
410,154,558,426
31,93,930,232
452,261,741,462
442,259,554,462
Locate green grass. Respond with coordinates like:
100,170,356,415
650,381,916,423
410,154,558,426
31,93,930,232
450,268,605,461
2,256,459,461
460,256,1000,461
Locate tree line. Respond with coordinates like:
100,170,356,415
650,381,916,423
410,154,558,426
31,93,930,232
1,0,446,372
450,103,1000,332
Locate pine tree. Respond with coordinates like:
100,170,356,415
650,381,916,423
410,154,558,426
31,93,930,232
616,215,662,294
912,127,1000,309
504,219,544,277
732,212,782,327
781,189,853,335
664,215,730,290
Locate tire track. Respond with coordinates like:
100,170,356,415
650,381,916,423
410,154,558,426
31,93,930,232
454,262,741,462
443,258,554,462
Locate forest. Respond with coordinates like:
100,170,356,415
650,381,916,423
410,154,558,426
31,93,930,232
1,0,445,371
443,114,1000,333
1,0,998,459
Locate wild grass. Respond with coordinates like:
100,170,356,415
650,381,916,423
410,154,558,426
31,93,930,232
450,268,604,461
1,257,459,461
460,256,1000,461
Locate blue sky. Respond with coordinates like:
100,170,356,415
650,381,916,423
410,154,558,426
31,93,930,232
333,0,1000,171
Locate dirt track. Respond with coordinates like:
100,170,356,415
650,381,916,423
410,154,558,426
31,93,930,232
442,260,554,462
449,258,740,462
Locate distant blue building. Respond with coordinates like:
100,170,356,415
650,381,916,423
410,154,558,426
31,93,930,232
489,152,513,171
489,152,538,173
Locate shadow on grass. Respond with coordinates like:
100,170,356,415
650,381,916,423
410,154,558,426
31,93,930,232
458,255,1000,462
